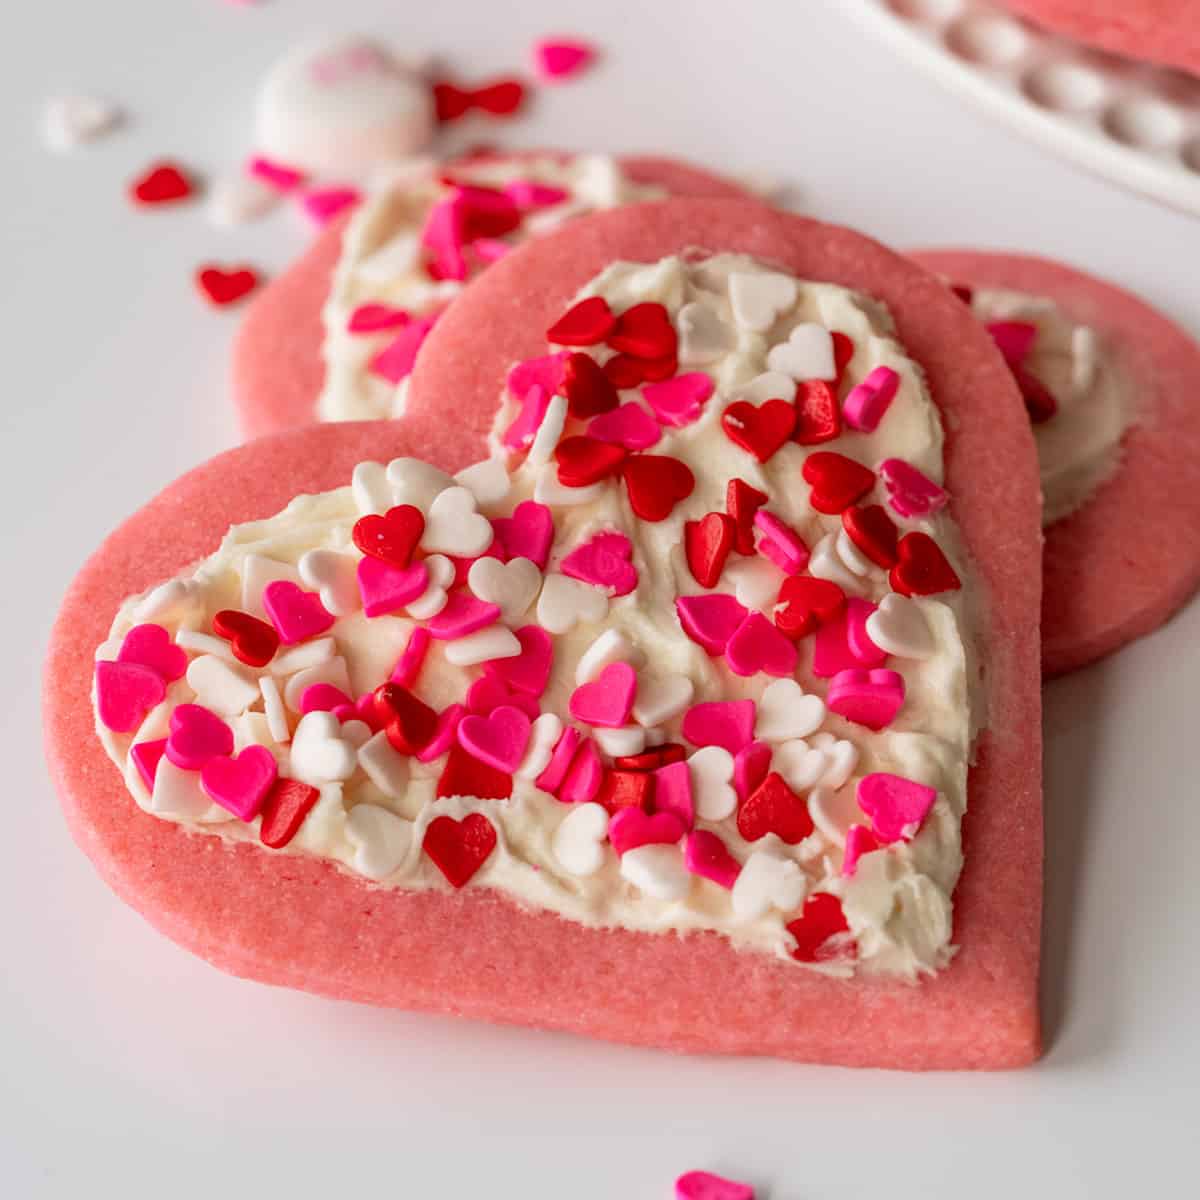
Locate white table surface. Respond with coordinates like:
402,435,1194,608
4,2,1198,1196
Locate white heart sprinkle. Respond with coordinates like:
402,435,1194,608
340,720,372,750
299,548,362,617
443,626,522,667
725,556,782,611
150,758,227,822
207,173,281,227
468,556,542,623
738,371,797,404
620,844,691,901
269,638,336,677
356,231,420,284
517,713,563,780
386,457,453,510
836,528,875,577
345,804,412,880
289,711,358,785
283,656,352,711
234,712,276,751
575,629,643,686
527,393,569,469
773,738,829,792
729,271,798,333
632,673,694,728
186,655,259,717
454,458,511,508
552,802,610,877
175,630,238,662
806,532,867,595
766,323,836,380
533,462,606,507
688,746,737,821
809,732,859,789
259,676,291,744
241,554,302,619
677,300,735,364
808,782,866,848
134,578,201,623
537,574,608,635
43,95,121,151
731,846,808,920
352,461,393,516
865,594,934,659
405,554,453,620
421,486,493,557
357,730,409,798
594,725,646,758
755,679,826,743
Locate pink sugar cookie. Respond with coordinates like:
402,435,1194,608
232,153,750,438
48,201,1041,1072
912,249,1200,676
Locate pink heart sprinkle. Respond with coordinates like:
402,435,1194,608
842,823,882,876
471,238,510,264
560,739,603,804
532,37,596,82
354,691,383,733
299,185,360,226
733,741,772,802
390,627,431,688
484,625,554,697
300,682,354,714
857,772,937,842
652,760,694,829
501,382,552,451
94,660,166,733
753,511,809,575
419,195,467,281
684,830,740,889
165,703,233,770
492,500,555,568
130,738,168,790
682,700,756,755
118,623,188,683
357,556,429,618
502,180,569,209
675,1170,755,1200
536,726,582,795
416,703,465,764
457,705,531,774
506,352,569,405
466,674,540,719
561,531,638,597
587,402,661,450
248,155,305,192
369,315,437,384
568,661,637,728
827,668,905,730
200,744,277,821
425,593,501,640
725,612,798,678
844,598,887,667
643,372,714,427
346,303,410,334
878,458,948,519
676,593,748,656
985,320,1038,365
842,365,900,433
608,807,686,856
262,580,335,645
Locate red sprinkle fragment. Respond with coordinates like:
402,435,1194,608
376,683,439,754
259,779,321,850
436,744,514,801
842,504,899,568
793,380,842,445
685,512,736,589
726,478,769,555
595,768,655,816
787,892,853,963
890,532,962,596
554,436,628,487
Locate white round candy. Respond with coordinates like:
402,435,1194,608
255,36,434,173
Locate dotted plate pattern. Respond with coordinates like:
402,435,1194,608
845,0,1200,217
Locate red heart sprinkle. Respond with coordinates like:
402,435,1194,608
432,82,473,122
259,778,321,849
793,380,842,445
787,892,853,963
436,744,514,801
212,609,280,668
614,743,687,771
802,451,876,514
685,512,736,588
773,575,847,639
375,683,439,754
606,302,677,360
130,161,193,205
473,78,526,116
595,768,655,816
890,532,962,596
555,436,628,487
196,265,259,307
1014,365,1058,424
726,478,768,555
721,398,796,463
638,352,678,381
562,351,620,418
546,296,615,346
622,454,695,522
353,504,425,567
602,353,648,389
423,812,498,888
831,331,855,386
737,772,814,844
842,504,899,568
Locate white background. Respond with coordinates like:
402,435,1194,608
4,2,1198,1196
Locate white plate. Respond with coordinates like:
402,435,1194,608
844,0,1200,216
